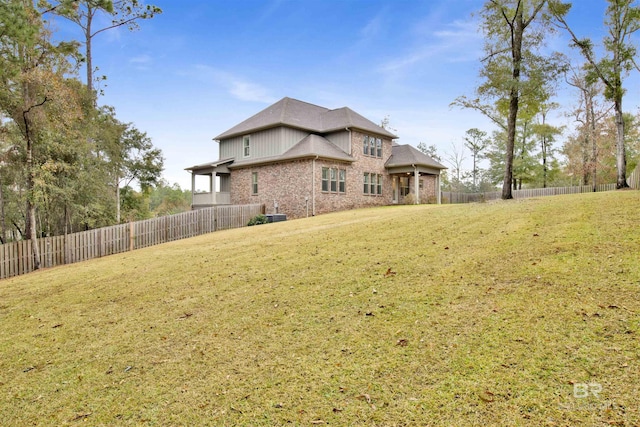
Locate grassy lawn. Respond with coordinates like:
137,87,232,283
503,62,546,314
1,191,639,426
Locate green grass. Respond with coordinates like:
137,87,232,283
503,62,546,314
1,191,639,426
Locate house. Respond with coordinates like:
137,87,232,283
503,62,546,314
186,97,446,219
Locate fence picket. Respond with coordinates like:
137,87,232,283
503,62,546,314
0,204,263,280
442,183,620,205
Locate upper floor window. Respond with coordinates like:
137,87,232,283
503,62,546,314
243,135,251,157
363,135,383,159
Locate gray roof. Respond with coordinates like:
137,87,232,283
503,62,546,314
281,134,354,162
215,97,397,140
185,158,234,171
385,144,447,170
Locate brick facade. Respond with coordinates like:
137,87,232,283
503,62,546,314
229,130,439,219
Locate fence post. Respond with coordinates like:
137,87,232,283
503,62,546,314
129,222,135,252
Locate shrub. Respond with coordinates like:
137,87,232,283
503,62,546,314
248,214,268,226
403,193,416,205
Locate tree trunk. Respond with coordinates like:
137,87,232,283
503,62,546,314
614,97,628,188
502,9,524,200
85,7,94,101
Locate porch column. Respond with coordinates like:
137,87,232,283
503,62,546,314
211,172,217,205
191,172,196,206
436,174,442,204
414,167,420,204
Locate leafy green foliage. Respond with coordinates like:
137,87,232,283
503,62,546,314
247,214,268,226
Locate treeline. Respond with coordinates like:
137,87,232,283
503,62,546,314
0,1,179,265
449,0,640,197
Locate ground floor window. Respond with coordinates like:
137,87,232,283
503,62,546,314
322,167,346,193
364,173,383,195
251,172,258,195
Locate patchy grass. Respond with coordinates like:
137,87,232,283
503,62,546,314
1,191,639,426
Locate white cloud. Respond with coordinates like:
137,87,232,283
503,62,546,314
191,65,277,104
380,18,482,73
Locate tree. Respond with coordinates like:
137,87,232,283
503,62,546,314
95,109,163,222
550,0,640,188
0,0,83,267
564,65,612,189
531,103,562,188
453,0,565,199
463,128,490,191
53,0,161,99
416,142,442,162
444,142,468,192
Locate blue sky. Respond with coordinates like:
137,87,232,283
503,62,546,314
51,0,639,190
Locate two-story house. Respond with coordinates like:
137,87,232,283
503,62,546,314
186,97,446,218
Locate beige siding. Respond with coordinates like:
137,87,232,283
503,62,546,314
219,127,309,160
325,130,351,154
220,135,243,159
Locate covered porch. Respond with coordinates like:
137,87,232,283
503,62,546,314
388,166,442,205
385,143,447,204
185,159,233,208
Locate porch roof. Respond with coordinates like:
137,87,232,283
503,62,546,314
185,158,234,174
385,143,447,174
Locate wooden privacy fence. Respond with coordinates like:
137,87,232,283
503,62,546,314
0,204,264,280
442,183,618,204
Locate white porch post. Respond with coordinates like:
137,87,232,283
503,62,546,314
211,172,217,205
436,174,442,204
191,172,196,207
414,167,420,204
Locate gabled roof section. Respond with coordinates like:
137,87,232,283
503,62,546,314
321,107,397,138
385,144,447,170
215,98,328,140
280,134,354,162
215,97,397,140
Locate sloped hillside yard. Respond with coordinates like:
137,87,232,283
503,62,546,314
0,191,638,426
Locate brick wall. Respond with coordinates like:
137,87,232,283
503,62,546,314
228,130,440,219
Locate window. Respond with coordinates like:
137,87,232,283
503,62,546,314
243,135,251,157
251,172,258,195
363,135,383,158
364,173,383,195
322,168,329,192
330,168,337,192
322,167,346,193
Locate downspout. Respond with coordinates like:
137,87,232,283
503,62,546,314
312,155,318,216
345,127,351,155
412,164,419,204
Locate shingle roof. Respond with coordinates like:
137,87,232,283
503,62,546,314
280,134,354,162
385,144,447,169
215,97,397,140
